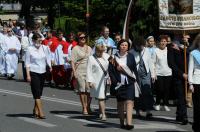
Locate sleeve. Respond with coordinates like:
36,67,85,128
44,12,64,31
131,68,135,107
25,48,31,68
71,47,77,63
86,56,94,83
15,37,21,54
167,47,184,79
46,46,52,68
147,49,156,78
188,53,194,85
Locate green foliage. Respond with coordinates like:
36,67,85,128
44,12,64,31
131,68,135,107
4,0,159,40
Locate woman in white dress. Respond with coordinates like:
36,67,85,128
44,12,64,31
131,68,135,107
86,44,110,121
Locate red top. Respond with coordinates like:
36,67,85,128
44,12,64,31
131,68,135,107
57,39,70,54
69,40,78,48
42,37,59,53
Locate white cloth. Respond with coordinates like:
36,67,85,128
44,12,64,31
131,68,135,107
25,45,51,74
86,53,110,99
4,35,21,74
188,51,200,85
0,33,6,74
129,48,155,78
53,44,65,65
21,36,31,61
153,47,172,76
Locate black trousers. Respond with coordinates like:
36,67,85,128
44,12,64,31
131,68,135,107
173,78,187,119
192,84,200,132
155,76,172,105
30,72,45,99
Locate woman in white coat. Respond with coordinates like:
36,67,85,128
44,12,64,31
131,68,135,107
86,44,110,121
188,34,200,132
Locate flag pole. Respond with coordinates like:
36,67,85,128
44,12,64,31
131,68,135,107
183,30,188,100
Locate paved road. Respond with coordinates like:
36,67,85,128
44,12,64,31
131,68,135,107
0,64,193,132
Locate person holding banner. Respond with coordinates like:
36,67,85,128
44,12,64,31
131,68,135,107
188,34,200,132
167,38,188,125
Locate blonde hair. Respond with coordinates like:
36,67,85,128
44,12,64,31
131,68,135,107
95,44,105,52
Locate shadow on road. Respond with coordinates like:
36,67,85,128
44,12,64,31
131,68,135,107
6,113,33,118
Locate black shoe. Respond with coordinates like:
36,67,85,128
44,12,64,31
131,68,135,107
126,125,134,130
181,119,188,125
176,117,188,125
146,113,153,119
120,125,126,129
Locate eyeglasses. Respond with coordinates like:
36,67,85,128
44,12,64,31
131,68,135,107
7,30,12,32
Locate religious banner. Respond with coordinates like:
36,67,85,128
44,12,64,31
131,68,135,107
159,0,200,30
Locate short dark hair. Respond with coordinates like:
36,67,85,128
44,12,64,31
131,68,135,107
158,35,168,42
32,32,42,40
117,39,131,50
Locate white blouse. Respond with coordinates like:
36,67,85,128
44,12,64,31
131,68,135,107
25,45,51,74
154,47,172,76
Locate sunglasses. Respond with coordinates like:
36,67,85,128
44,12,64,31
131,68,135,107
79,36,86,39
7,30,12,32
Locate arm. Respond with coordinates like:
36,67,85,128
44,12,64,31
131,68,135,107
86,57,95,88
25,48,31,82
188,53,194,92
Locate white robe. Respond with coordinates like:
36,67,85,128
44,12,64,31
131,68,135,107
0,33,6,74
53,44,65,65
86,53,110,99
4,35,21,74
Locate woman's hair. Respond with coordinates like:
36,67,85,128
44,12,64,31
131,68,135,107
191,33,200,50
77,32,86,38
95,44,105,52
132,36,146,48
32,32,42,41
158,35,168,42
117,39,131,50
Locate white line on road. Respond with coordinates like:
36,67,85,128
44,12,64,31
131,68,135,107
54,114,186,131
54,114,103,125
18,117,56,128
0,88,114,109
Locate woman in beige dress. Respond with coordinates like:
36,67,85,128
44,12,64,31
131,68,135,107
71,32,92,115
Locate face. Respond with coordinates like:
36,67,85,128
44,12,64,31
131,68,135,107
47,32,52,38
69,35,74,42
3,27,7,34
159,38,167,50
147,38,155,47
34,38,42,48
119,42,129,53
58,33,63,40
167,37,172,44
7,28,12,36
115,35,121,43
78,34,86,44
95,50,103,57
103,28,109,38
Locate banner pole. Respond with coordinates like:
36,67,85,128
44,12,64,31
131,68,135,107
183,30,188,101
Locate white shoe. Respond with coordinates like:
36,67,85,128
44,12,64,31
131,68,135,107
154,105,160,111
163,105,170,111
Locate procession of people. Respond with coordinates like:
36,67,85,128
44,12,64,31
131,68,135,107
0,20,199,131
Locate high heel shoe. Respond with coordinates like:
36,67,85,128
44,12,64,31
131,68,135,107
33,110,39,118
37,115,46,119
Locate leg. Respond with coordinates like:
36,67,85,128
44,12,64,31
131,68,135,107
35,99,45,118
117,101,125,126
99,99,106,120
125,100,133,126
192,85,200,132
79,92,88,114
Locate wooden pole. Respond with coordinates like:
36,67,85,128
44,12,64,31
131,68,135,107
183,30,188,100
